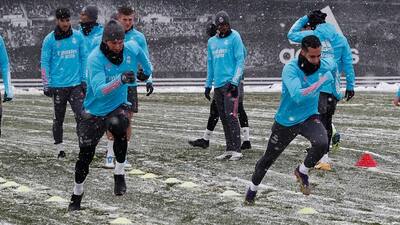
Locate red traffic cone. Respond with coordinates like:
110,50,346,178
355,152,377,168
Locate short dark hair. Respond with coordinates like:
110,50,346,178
117,6,134,16
301,35,321,51
55,8,70,19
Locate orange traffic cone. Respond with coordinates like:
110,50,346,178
355,152,377,168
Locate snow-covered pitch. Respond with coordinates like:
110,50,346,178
0,92,399,224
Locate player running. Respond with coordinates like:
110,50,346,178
68,20,152,211
287,10,356,170
245,35,336,204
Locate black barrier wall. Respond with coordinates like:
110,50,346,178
0,0,398,79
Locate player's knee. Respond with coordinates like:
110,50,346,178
106,115,129,139
78,145,96,163
313,136,328,153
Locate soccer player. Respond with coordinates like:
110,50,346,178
205,11,245,161
393,89,400,106
79,5,103,94
103,6,154,169
40,8,87,158
287,10,355,170
0,35,13,137
79,5,103,54
68,20,152,211
245,35,336,204
189,22,251,150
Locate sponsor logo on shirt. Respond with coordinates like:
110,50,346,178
57,49,78,59
212,49,228,59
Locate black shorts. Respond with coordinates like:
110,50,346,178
318,92,338,115
78,105,130,147
127,86,138,113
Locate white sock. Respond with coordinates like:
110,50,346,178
249,182,258,191
299,163,310,175
203,129,213,141
56,143,64,153
73,182,84,195
242,127,250,141
107,140,114,157
320,153,330,163
114,162,125,175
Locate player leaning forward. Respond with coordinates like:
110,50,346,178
245,35,338,204
206,11,245,160
68,20,152,211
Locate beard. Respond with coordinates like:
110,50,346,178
298,54,320,75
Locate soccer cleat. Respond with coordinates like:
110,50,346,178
68,193,83,211
103,156,115,169
294,166,310,195
188,138,209,149
57,151,66,159
215,151,233,160
240,141,252,150
244,187,257,205
124,159,132,168
314,162,332,171
114,174,127,196
229,151,243,161
331,132,341,152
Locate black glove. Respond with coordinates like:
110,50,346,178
206,22,217,37
306,10,327,29
137,68,150,82
227,83,238,98
146,83,154,96
121,71,135,84
43,87,53,97
2,92,12,102
345,90,355,101
204,87,211,101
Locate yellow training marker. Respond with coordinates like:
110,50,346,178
1,181,20,188
178,182,198,189
110,217,132,224
45,196,68,203
298,207,318,215
140,173,158,179
127,169,146,175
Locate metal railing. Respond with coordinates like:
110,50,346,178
1,77,400,88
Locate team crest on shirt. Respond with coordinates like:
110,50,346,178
56,42,61,48
72,37,77,44
126,56,131,64
105,63,113,71
224,40,229,45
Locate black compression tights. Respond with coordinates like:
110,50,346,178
206,100,249,131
